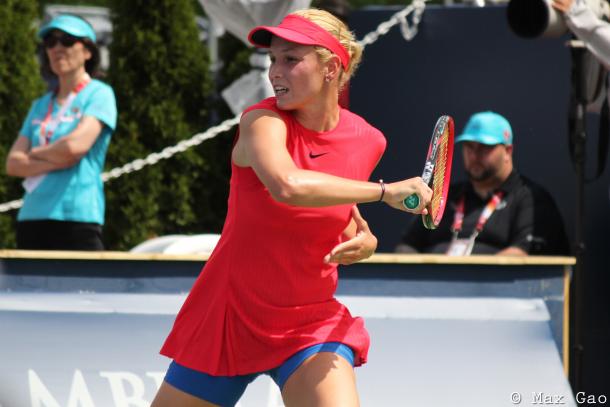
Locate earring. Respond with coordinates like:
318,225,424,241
325,75,332,82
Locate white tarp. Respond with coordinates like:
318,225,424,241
199,0,311,46
199,0,312,114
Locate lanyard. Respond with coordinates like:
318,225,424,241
448,190,504,255
39,75,90,146
452,190,504,234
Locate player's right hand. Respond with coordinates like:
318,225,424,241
382,177,432,214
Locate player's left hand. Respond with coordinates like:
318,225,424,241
324,206,377,265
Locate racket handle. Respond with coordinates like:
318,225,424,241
422,213,435,230
403,193,419,210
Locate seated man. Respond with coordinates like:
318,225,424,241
396,111,570,256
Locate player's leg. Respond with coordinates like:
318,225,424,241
151,361,255,407
278,343,359,407
151,381,219,407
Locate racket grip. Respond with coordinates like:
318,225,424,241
422,213,435,230
403,193,419,210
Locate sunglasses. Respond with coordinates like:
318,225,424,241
43,33,80,49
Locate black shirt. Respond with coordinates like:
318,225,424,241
399,170,570,255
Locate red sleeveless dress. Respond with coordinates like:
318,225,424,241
160,97,386,375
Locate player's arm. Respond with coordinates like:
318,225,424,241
5,136,62,177
29,115,103,166
325,206,377,265
232,109,431,211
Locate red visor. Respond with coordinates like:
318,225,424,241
248,14,350,70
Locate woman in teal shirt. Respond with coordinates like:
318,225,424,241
6,14,117,250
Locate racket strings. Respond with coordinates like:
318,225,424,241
430,131,449,220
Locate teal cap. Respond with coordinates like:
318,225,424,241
455,111,513,145
38,14,96,43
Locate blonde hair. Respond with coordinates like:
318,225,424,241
291,8,363,90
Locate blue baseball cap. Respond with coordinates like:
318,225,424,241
455,111,513,145
38,14,96,43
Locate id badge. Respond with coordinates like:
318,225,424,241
23,174,47,193
446,238,472,256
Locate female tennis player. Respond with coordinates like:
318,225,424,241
153,8,431,407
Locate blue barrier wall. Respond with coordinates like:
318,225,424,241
0,254,574,406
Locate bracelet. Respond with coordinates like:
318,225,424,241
378,179,386,202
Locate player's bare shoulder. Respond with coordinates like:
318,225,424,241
233,109,288,167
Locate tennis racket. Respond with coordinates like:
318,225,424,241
403,115,455,229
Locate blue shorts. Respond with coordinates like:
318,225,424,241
164,342,354,407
